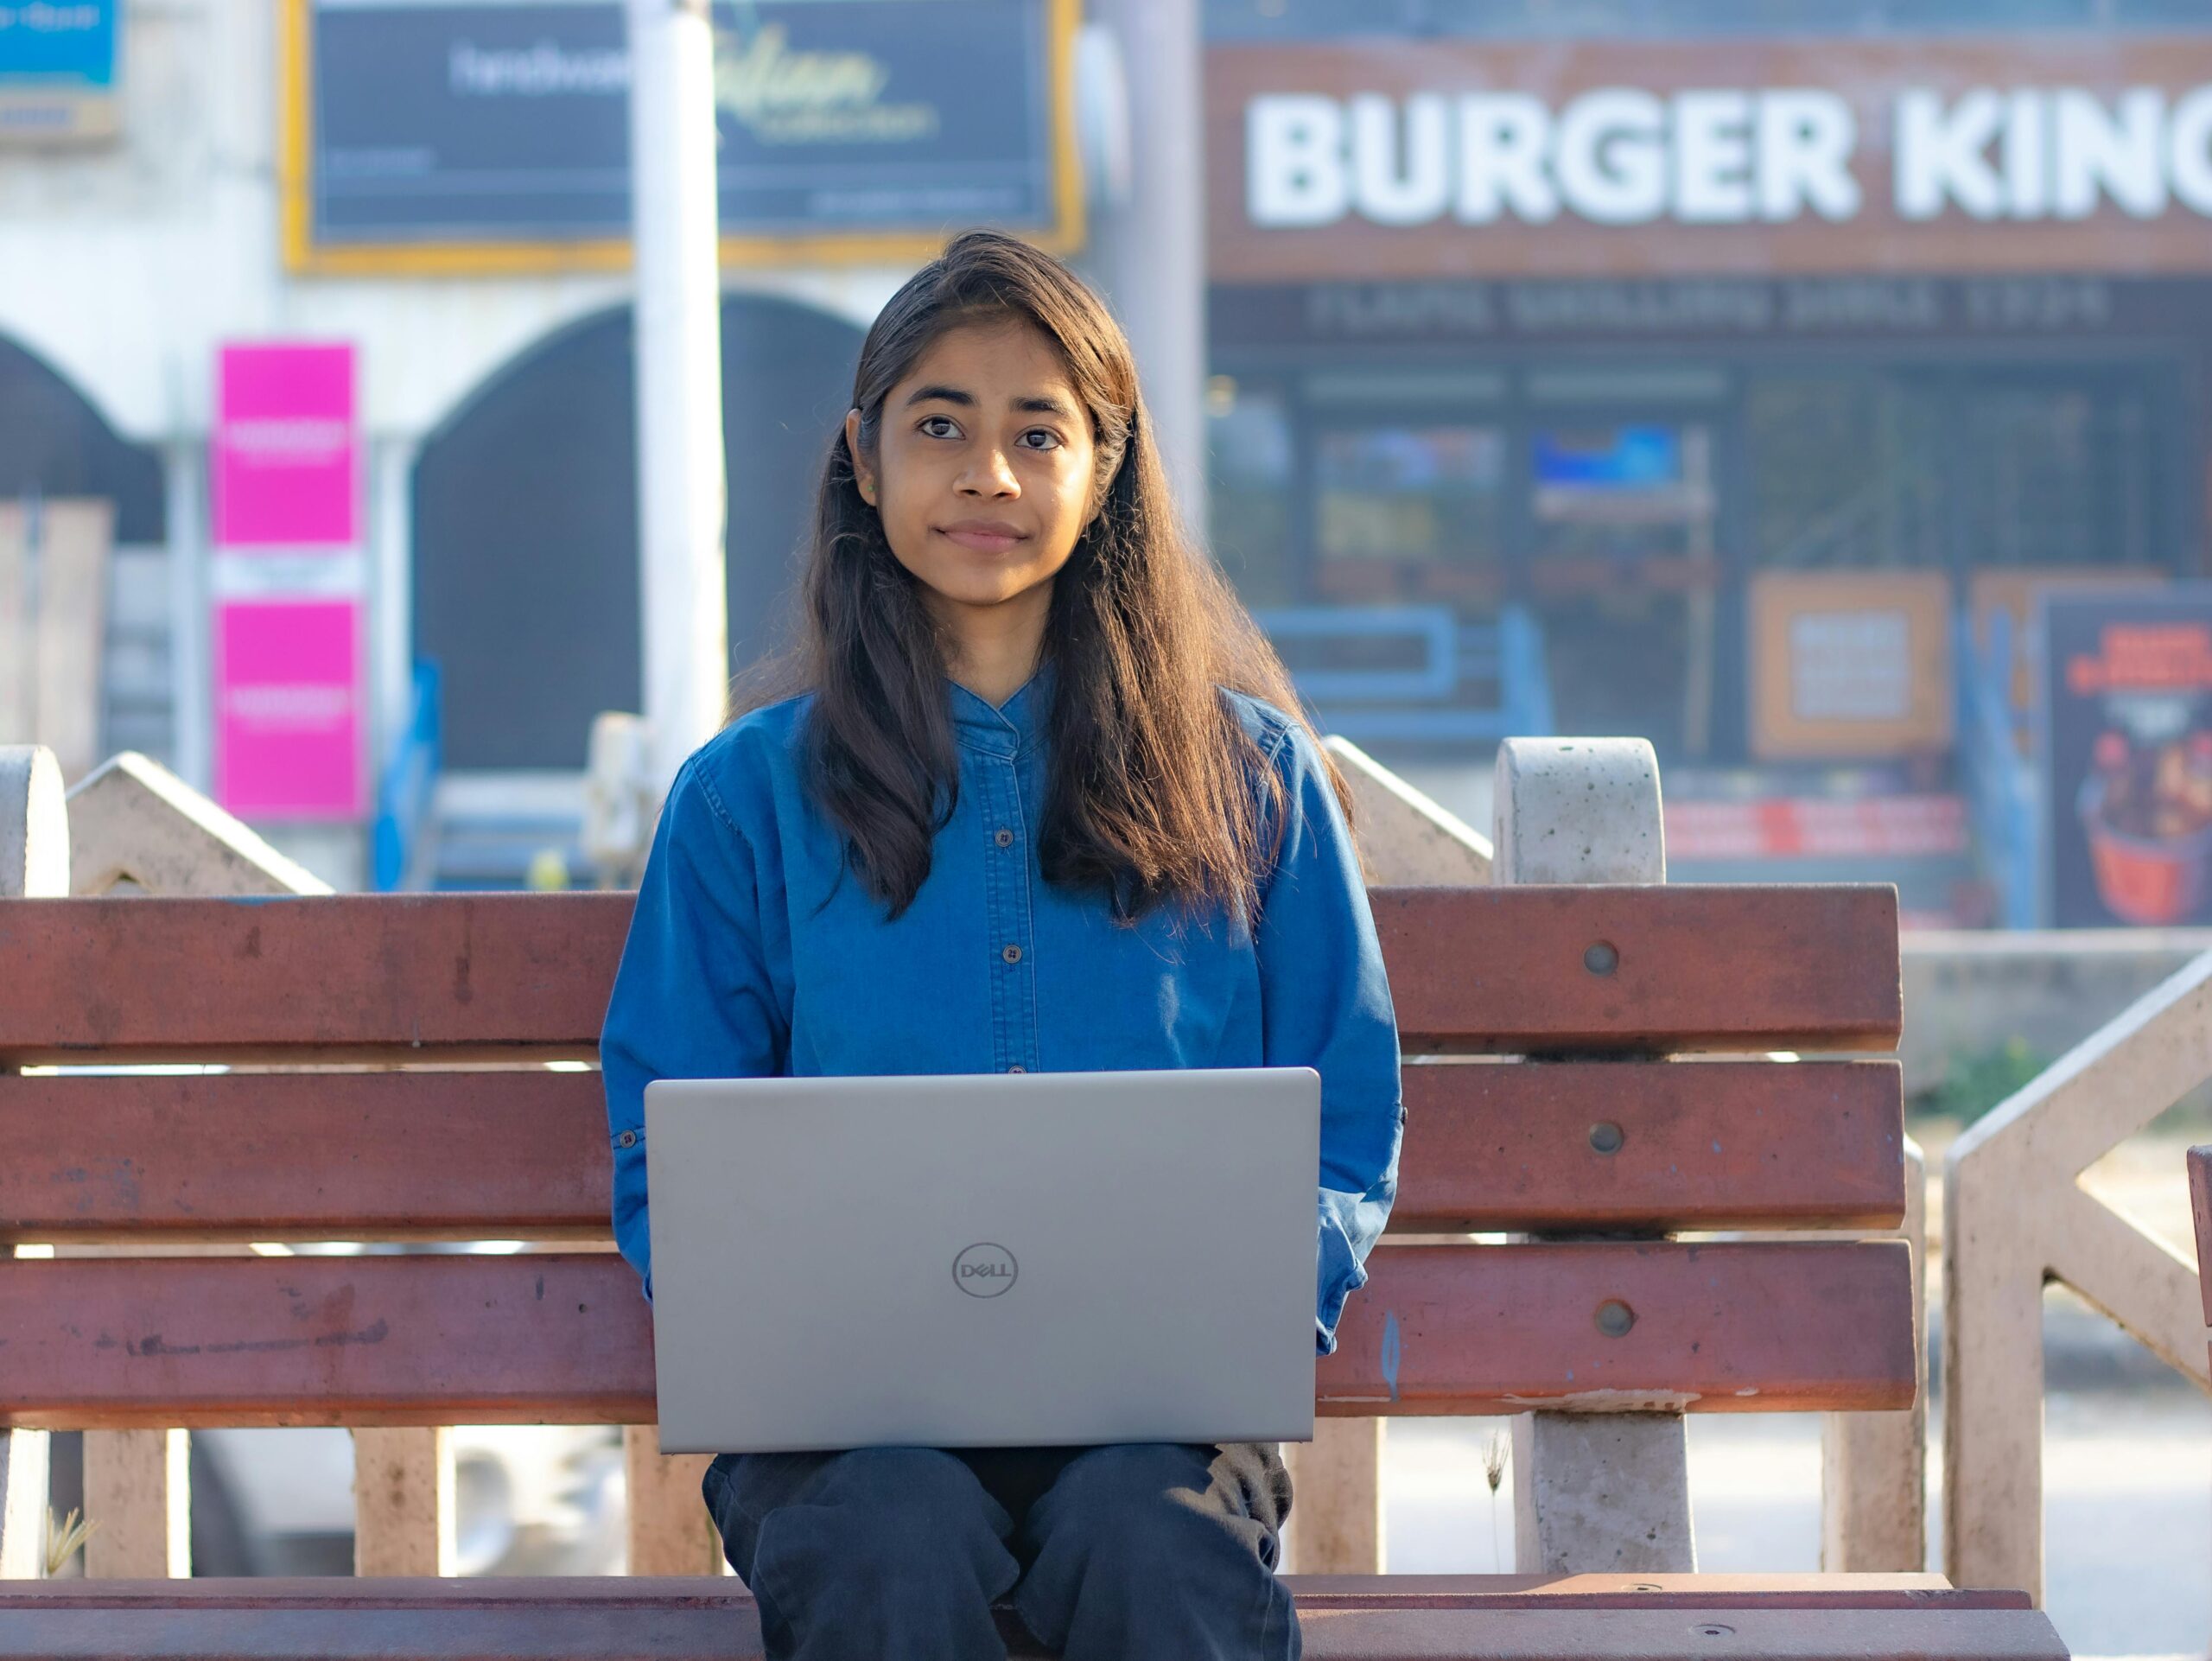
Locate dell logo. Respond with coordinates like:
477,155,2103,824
952,1243,1018,1298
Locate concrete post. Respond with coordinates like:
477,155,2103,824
628,0,730,792
1944,949,2212,1602
1493,737,1695,1575
624,1424,723,1575
1081,0,1207,526
1,746,67,1579
1820,1140,1929,1573
0,745,66,901
353,1429,456,1576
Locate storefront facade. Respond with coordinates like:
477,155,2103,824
1200,16,2212,921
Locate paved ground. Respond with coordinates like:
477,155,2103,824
1376,1388,2209,1658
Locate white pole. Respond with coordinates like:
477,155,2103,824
1086,0,1207,531
164,439,210,793
628,0,729,790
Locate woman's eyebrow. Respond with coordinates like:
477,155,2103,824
903,383,974,408
900,384,1077,422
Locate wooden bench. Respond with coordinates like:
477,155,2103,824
0,746,2064,1658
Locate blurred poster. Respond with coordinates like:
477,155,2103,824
213,342,360,550
0,1,118,143
1748,572,1954,760
2041,588,2212,927
284,0,1078,273
214,598,367,820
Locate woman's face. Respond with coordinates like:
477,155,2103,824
847,317,1098,628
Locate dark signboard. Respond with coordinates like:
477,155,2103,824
282,0,1077,273
1206,275,2212,353
2040,586,2212,927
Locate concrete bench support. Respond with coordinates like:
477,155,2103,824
1494,737,1695,1575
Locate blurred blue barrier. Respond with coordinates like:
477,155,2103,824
1955,608,2042,929
372,660,442,893
1250,604,1554,747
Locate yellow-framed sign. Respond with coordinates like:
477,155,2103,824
278,0,1083,277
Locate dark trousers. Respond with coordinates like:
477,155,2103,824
701,1441,1300,1660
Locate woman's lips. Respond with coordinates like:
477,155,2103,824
938,525,1027,553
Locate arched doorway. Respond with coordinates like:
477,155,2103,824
413,294,865,770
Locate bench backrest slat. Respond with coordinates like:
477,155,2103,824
0,1243,1915,1429
0,886,1900,1066
1,1059,1905,1243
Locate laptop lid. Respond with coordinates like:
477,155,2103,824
645,1066,1320,1454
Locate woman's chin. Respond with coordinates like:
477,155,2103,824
921,570,1054,613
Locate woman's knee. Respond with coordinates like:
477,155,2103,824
1034,1443,1277,1575
741,1448,1015,1589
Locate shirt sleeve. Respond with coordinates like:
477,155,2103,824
600,754,786,1304
1254,722,1405,1357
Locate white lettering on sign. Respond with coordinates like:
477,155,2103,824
1250,86,1859,228
1249,84,2212,229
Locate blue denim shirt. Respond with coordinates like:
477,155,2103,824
600,662,1403,1355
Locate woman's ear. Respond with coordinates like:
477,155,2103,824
843,408,874,505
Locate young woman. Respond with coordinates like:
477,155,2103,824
601,229,1402,1661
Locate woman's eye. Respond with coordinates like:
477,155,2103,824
1020,430,1062,451
919,416,959,438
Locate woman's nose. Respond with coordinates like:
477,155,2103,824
958,449,1020,496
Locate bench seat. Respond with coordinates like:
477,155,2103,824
0,1576,2065,1661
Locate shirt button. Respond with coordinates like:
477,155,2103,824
994,827,1014,848
1001,944,1022,964
618,1130,637,1149
1006,1064,1027,1073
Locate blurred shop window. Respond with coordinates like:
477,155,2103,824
1958,380,2160,571
1750,375,1946,572
1526,421,1719,760
1313,424,1506,610
1205,377,1297,607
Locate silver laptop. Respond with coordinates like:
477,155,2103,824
644,1067,1320,1454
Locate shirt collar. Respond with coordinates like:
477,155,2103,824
946,657,1055,758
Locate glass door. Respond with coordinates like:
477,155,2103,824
1522,417,1724,761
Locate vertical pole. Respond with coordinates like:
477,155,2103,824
371,437,419,762
629,0,729,791
1084,0,1207,530
165,442,210,792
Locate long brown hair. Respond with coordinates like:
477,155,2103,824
732,228,1354,926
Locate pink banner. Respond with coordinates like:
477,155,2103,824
214,599,365,819
213,342,359,549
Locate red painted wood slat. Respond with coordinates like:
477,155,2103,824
1391,1060,1904,1232
0,1243,1913,1429
0,885,1899,1066
0,1061,1903,1243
